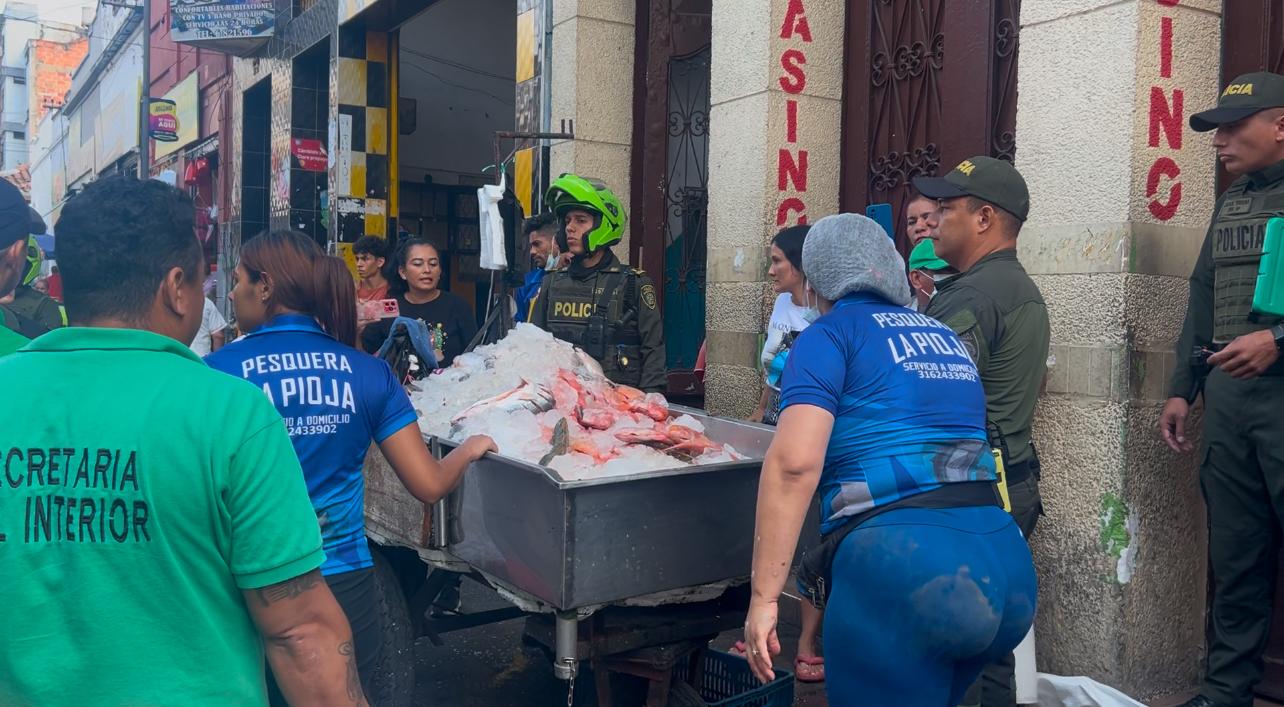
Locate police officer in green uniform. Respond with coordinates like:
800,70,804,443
1,235,64,333
914,156,1050,707
1161,72,1284,707
530,174,667,393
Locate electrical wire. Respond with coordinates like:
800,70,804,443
397,57,512,107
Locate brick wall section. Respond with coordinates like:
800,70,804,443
28,38,88,131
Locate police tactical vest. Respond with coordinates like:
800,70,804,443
1211,178,1284,342
543,266,644,385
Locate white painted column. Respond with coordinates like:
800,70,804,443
1014,0,1220,699
704,0,842,416
548,0,636,254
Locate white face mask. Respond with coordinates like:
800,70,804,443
544,251,561,271
914,273,950,311
801,280,821,324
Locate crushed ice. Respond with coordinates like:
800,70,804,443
408,324,742,480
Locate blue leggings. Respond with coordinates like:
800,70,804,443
822,506,1036,707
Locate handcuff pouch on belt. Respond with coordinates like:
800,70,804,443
795,481,1002,610
988,421,1012,514
580,271,636,364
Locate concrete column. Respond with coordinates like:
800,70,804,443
1015,0,1220,699
548,0,636,255
703,0,843,417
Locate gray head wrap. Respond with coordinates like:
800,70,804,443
801,213,910,305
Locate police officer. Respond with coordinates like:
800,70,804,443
530,174,666,393
914,156,1050,707
1161,72,1284,707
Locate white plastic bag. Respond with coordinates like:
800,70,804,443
1014,626,1037,704
477,174,508,271
1036,674,1146,707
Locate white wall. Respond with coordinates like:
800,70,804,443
63,25,139,182
30,109,67,222
1,2,38,69
396,0,516,184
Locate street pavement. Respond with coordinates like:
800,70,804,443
410,579,827,706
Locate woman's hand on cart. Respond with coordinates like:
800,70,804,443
460,435,498,462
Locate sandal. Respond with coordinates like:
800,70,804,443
794,655,825,683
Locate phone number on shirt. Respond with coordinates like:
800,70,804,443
914,370,978,382
283,415,351,437
901,361,978,383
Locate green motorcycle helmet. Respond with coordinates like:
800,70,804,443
545,173,626,252
22,235,42,287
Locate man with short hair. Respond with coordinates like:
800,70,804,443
0,179,29,356
1161,72,1284,707
0,176,367,706
914,156,1050,707
353,235,392,334
515,212,560,323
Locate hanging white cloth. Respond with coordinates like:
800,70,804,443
478,174,508,271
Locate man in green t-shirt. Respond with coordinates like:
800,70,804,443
0,176,367,706
0,178,29,355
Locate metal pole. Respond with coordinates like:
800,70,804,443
137,0,150,179
553,612,578,681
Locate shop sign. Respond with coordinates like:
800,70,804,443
149,99,179,142
155,74,200,159
291,138,328,172
169,0,274,43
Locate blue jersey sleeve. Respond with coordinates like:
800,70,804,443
369,359,419,443
779,322,848,416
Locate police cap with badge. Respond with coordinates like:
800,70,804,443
1190,72,1284,353
912,155,1030,223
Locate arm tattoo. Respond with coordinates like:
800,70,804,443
340,641,364,704
256,570,323,607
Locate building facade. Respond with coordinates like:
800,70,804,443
198,0,1276,701
144,0,234,297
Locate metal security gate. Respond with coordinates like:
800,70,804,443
840,0,1020,252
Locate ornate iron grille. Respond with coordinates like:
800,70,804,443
662,46,710,372
844,0,1021,249
993,0,1020,163
866,0,945,208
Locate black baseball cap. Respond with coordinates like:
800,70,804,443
0,178,27,249
913,156,1030,222
1190,71,1284,132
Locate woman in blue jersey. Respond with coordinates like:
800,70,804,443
742,214,1035,706
205,231,495,698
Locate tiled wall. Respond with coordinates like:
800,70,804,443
333,23,391,244
241,78,272,241
289,41,330,245
228,0,392,258
513,0,544,218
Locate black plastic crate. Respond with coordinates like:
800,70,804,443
672,648,795,707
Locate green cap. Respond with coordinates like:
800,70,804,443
907,239,950,272
912,156,1030,222
1191,72,1284,133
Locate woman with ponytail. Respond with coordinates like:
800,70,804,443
205,231,494,700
